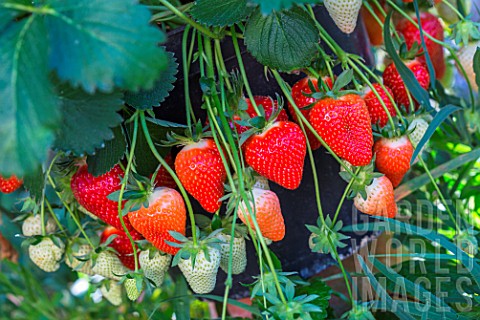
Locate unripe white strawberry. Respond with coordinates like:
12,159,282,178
29,238,64,272
457,41,479,91
216,233,247,275
92,251,129,281
124,278,143,301
408,118,429,148
178,248,221,294
22,214,57,236
66,244,94,275
139,250,171,287
101,281,123,306
324,0,362,34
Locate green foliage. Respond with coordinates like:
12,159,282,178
245,7,319,71
190,0,254,27
46,0,167,93
53,84,124,156
248,0,317,14
87,126,127,177
474,48,480,90
23,166,45,201
124,50,178,110
0,16,60,176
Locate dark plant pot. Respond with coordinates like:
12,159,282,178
157,6,375,298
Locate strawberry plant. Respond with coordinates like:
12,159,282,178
1,0,480,319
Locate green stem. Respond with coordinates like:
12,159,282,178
156,0,221,39
45,199,65,233
182,25,195,129
117,112,140,271
139,112,198,246
47,174,95,249
332,171,357,225
329,236,354,306
441,0,465,20
214,39,233,92
230,27,260,115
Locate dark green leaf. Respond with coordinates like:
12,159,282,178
191,0,254,26
245,7,319,72
0,16,60,176
410,105,461,164
296,278,331,320
173,277,190,320
124,50,178,109
248,0,315,14
196,294,262,315
87,126,127,176
474,47,480,91
413,1,436,89
132,121,171,176
0,0,30,31
54,84,123,156
384,12,431,109
45,0,167,93
23,166,44,201
147,117,188,128
357,255,415,320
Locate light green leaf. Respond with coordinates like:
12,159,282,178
248,0,315,14
190,0,254,26
45,0,167,93
124,50,178,110
245,7,319,72
0,15,60,176
54,84,123,156
87,126,127,177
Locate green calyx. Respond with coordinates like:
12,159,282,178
451,18,480,45
168,227,223,268
339,159,382,200
306,216,350,259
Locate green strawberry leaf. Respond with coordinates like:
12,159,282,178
247,0,315,14
474,47,480,91
124,50,178,110
245,7,319,72
190,0,254,26
413,0,436,89
410,104,461,165
54,84,124,156
45,0,167,93
87,126,127,177
23,166,45,202
384,12,432,109
0,15,60,176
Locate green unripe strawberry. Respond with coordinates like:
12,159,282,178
216,233,247,275
22,214,57,236
178,248,221,294
139,249,171,287
29,238,64,272
124,278,143,301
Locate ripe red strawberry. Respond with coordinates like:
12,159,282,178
308,94,373,166
238,188,285,242
71,164,141,238
153,153,177,189
236,96,288,134
0,174,22,193
128,187,186,255
374,135,414,187
383,60,430,110
100,226,139,270
175,138,226,213
363,84,396,128
288,77,333,150
396,12,445,79
242,121,306,190
354,176,397,218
